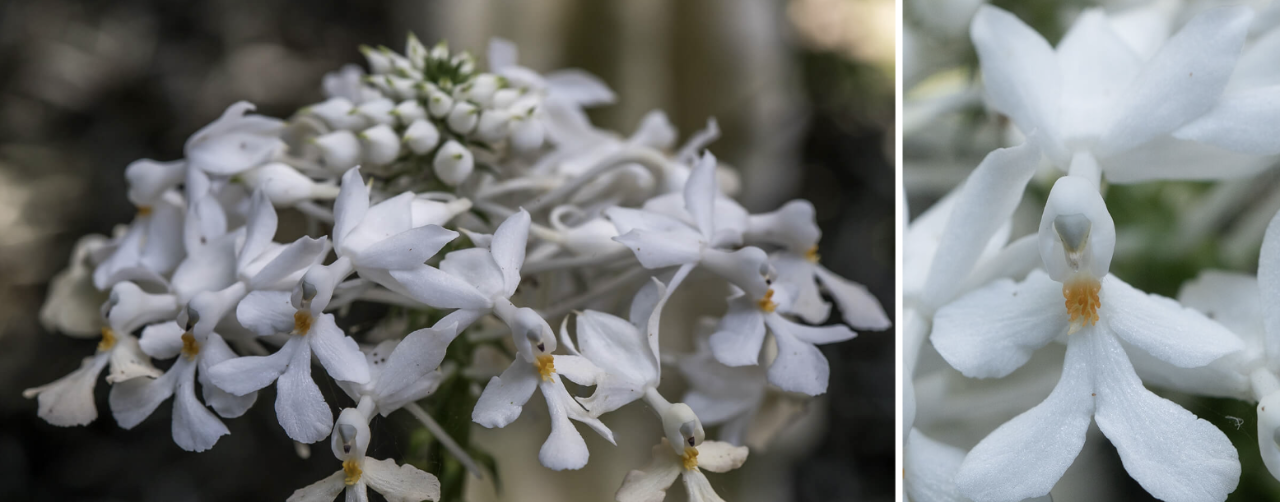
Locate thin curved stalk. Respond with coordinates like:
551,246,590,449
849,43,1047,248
523,147,668,214
403,402,483,479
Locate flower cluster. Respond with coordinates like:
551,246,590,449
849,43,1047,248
32,35,888,501
906,3,1280,502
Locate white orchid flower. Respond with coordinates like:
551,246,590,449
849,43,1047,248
23,327,159,427
185,101,286,176
92,192,185,290
615,437,748,502
289,406,440,502
931,175,1246,502
206,271,371,443
973,5,1258,183
335,323,455,416
111,307,253,451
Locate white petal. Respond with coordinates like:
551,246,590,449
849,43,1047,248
183,195,227,255
171,361,229,452
354,225,457,271
545,69,616,107
1262,209,1280,366
238,189,276,271
772,255,829,324
1175,86,1280,155
287,471,346,502
904,429,969,502
921,140,1040,309
388,264,492,309
106,333,163,383
471,360,539,428
1092,327,1240,502
362,457,441,502
275,341,333,443
309,314,370,384
971,6,1066,164
372,323,457,409
1098,134,1276,183
709,305,766,367
684,152,718,239
931,270,1067,379
245,236,327,290
954,330,1095,502
765,318,832,396
1055,9,1141,144
139,322,185,360
682,470,726,502
614,230,703,269
814,264,891,330
1232,26,1280,90
332,167,369,249
1101,274,1244,368
694,440,748,473
577,310,660,386
616,442,681,502
207,336,299,396
109,359,183,429
438,247,505,298
198,333,257,418
605,207,698,236
490,209,531,296
25,354,110,427
139,201,186,275
1097,6,1254,157
236,290,296,336
1256,392,1280,483
169,236,238,303
538,380,604,471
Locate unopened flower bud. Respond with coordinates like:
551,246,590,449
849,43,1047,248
125,159,186,207
447,102,479,133
360,124,401,165
492,88,521,109
433,140,474,186
426,88,453,118
383,75,417,100
405,33,429,68
240,163,341,207
393,100,426,125
476,109,512,143
354,98,396,126
360,45,392,74
306,97,366,130
466,74,503,107
403,119,440,154
313,130,362,170
510,117,544,152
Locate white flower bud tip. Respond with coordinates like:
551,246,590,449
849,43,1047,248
312,130,362,170
403,119,440,154
475,109,512,143
359,124,401,166
447,101,479,133
433,140,473,186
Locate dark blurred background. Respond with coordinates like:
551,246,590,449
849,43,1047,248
0,0,894,500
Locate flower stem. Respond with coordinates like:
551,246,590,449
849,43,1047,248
403,402,483,478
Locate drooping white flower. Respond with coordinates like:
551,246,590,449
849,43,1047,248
238,162,341,208
23,327,160,427
335,323,455,416
931,175,1245,502
289,407,440,502
185,101,286,176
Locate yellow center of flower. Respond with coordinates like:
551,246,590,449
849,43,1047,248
757,289,777,313
1063,276,1101,335
805,246,820,263
98,327,117,352
293,310,312,336
681,447,699,471
342,458,362,486
137,206,153,217
180,332,200,360
535,354,556,382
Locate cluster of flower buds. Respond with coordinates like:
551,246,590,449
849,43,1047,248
31,34,888,501
906,3,1280,502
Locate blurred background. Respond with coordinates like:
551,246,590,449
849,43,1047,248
0,0,895,500
905,0,1280,500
